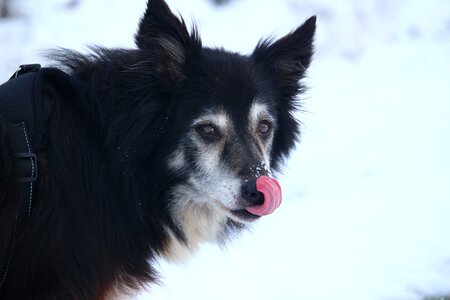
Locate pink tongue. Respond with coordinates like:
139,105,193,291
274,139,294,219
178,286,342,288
246,176,282,216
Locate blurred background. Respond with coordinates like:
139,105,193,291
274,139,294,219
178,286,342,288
1,0,450,299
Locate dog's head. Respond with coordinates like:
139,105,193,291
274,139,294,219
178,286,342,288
133,0,315,253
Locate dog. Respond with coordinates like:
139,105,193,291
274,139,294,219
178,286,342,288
0,0,315,298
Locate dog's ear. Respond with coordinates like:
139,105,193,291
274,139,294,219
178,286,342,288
135,0,201,81
252,16,316,97
252,16,316,169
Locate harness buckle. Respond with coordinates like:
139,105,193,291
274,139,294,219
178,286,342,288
14,152,38,182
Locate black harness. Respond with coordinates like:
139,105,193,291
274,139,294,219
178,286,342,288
1,63,88,290
0,64,72,290
0,64,45,220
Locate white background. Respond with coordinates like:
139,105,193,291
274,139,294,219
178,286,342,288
1,0,450,299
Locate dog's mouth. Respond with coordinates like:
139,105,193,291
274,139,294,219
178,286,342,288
230,209,261,222
238,176,282,218
209,176,282,223
227,176,282,223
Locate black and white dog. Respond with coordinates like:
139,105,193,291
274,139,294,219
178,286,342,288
0,0,315,298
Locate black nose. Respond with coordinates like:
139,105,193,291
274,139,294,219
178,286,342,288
241,180,264,206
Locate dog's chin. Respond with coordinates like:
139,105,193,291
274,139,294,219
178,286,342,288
210,198,261,224
228,208,261,223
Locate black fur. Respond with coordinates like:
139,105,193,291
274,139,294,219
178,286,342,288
0,0,315,298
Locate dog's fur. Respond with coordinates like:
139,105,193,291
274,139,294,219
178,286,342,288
0,0,315,298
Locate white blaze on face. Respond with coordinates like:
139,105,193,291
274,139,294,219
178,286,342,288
248,101,275,174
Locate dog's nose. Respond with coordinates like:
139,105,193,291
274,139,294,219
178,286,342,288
241,180,264,206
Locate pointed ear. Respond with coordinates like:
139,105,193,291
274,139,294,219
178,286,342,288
252,16,316,97
135,0,201,81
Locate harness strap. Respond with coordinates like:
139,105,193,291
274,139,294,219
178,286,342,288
0,64,82,291
0,64,43,221
10,122,36,220
0,64,46,292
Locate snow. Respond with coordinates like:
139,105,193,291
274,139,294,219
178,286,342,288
1,0,450,299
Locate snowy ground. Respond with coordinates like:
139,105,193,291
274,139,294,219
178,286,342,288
1,0,450,299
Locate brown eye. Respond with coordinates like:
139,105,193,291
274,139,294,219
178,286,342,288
258,120,272,135
196,124,221,142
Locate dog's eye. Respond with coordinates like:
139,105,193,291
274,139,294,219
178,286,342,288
195,124,221,142
258,120,272,135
